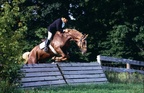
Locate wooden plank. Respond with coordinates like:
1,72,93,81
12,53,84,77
23,72,61,77
69,81,107,85
59,66,102,71
66,78,108,83
22,63,57,68
58,62,100,67
21,76,63,82
21,67,59,72
62,70,104,75
100,56,144,66
64,74,106,79
102,66,144,74
22,80,66,88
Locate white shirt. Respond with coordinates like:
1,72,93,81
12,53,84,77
62,22,65,28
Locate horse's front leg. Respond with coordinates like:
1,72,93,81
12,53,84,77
55,47,68,62
52,53,69,61
53,56,67,61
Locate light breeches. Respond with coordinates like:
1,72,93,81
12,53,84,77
47,31,52,40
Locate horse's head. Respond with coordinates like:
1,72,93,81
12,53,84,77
66,29,88,55
77,34,88,54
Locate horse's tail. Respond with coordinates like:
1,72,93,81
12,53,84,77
22,52,30,64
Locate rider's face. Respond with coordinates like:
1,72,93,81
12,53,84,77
63,18,68,23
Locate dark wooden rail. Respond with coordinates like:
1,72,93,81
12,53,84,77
97,55,144,74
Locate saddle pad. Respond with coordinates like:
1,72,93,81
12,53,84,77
39,42,57,54
39,42,45,49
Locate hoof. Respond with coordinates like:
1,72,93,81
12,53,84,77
51,62,57,64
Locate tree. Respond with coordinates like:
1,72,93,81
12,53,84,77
11,0,144,62
68,0,144,61
0,0,27,91
22,0,69,51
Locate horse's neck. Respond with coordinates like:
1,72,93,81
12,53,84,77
66,31,82,42
63,32,72,40
51,32,70,46
52,30,82,45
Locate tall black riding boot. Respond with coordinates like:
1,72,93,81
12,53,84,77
44,39,50,52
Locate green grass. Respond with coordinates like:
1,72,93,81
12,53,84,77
1,72,143,93
15,83,143,93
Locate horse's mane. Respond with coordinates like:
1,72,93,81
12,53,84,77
66,29,83,37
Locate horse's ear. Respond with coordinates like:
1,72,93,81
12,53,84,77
83,34,88,39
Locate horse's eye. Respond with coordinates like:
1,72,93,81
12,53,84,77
83,41,87,46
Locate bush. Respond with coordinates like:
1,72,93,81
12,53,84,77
105,71,144,83
0,63,22,93
0,1,27,93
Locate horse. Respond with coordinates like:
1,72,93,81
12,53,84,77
23,28,88,64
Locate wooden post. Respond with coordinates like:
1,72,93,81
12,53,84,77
126,63,131,69
97,55,101,65
126,63,131,81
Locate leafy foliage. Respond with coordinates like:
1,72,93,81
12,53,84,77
70,0,144,61
0,0,27,92
0,0,144,92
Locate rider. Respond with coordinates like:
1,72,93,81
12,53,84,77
44,15,70,52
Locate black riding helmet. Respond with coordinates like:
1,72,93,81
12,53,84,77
62,15,70,20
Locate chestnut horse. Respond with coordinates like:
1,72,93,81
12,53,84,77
23,29,88,64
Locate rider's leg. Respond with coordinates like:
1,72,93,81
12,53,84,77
44,31,52,51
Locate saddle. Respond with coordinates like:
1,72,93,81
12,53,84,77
39,42,57,54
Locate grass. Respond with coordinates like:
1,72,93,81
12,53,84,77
15,72,144,93
15,83,144,93
1,71,143,93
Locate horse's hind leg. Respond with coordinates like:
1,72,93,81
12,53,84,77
27,51,38,64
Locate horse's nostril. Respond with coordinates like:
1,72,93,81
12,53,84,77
81,50,86,55
82,52,84,55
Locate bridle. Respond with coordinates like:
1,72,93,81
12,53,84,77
79,34,88,49
68,29,88,49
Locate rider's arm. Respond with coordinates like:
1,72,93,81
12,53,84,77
56,20,63,33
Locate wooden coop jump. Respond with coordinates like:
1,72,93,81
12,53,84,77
20,62,108,88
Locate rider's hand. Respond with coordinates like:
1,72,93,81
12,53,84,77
63,29,68,33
